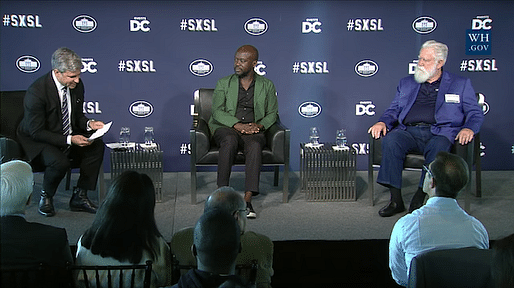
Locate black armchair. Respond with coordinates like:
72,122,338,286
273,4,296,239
190,88,290,204
368,95,484,211
0,91,105,199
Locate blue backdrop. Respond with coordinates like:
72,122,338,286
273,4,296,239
1,0,513,172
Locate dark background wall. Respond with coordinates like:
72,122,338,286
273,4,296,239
1,0,512,172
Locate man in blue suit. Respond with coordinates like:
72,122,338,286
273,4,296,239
368,40,484,217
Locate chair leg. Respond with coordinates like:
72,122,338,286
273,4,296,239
65,168,72,190
273,166,279,186
283,163,289,203
475,143,482,198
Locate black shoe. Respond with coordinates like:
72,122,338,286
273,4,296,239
378,201,405,217
69,188,97,214
408,189,426,213
246,202,256,219
38,191,55,217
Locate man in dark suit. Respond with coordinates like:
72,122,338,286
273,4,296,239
0,160,74,269
17,47,105,217
368,40,484,217
208,45,279,218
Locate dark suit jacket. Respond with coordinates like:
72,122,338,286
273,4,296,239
17,71,90,160
0,215,73,267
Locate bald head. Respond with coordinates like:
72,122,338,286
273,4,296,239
236,45,258,62
205,187,246,214
193,209,241,274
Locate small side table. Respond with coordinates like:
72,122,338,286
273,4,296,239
110,144,164,202
300,143,357,201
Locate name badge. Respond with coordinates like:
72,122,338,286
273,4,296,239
445,94,460,103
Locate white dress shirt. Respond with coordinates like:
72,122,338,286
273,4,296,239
388,196,489,286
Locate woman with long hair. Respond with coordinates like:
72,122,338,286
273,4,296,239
75,171,171,287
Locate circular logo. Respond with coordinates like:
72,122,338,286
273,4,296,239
73,15,97,33
16,55,40,73
244,18,268,36
355,60,379,77
189,59,214,77
129,100,154,118
298,101,322,118
412,16,437,34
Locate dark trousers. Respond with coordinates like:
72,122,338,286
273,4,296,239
377,126,452,190
213,127,266,194
34,139,105,197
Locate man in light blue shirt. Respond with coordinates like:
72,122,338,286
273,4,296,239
388,152,489,286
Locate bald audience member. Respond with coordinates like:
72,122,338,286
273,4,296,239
0,160,73,273
170,209,249,288
171,187,274,288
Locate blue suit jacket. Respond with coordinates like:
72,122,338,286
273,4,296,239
378,71,484,144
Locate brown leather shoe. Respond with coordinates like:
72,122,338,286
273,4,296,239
69,188,97,214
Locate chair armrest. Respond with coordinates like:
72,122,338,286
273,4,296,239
265,120,290,162
368,133,383,166
190,119,211,160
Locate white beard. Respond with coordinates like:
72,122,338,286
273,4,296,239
414,65,437,83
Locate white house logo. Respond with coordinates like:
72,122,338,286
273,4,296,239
16,55,40,73
298,101,322,118
355,60,378,77
189,59,213,77
73,15,97,33
244,18,268,36
412,16,437,34
477,93,490,115
129,100,154,118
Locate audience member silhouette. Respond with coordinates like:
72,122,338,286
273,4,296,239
389,152,489,286
171,187,273,287
1,160,73,286
492,232,514,288
75,171,171,288
170,209,249,288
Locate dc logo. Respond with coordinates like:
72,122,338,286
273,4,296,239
244,18,268,36
73,15,97,33
254,61,266,76
302,19,322,34
81,59,98,73
130,18,150,32
472,17,492,30
412,16,437,34
16,55,40,73
298,101,322,118
129,100,154,118
355,60,378,77
356,102,375,116
189,59,214,77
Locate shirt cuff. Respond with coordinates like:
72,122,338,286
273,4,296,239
67,135,72,145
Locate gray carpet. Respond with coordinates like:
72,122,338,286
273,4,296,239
24,170,514,246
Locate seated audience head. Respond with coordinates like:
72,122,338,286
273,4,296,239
193,209,241,275
1,160,33,216
492,233,514,288
81,171,162,263
204,186,247,234
423,151,469,198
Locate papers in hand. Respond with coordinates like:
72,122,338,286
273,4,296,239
88,121,112,141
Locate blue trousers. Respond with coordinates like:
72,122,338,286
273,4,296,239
376,126,452,189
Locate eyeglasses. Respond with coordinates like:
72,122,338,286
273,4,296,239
423,164,434,179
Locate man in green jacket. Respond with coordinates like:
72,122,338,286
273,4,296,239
208,45,279,218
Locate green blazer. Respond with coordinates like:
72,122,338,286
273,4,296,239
208,73,279,135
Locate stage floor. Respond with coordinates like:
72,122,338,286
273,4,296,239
24,170,514,245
